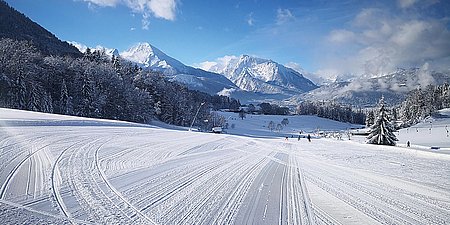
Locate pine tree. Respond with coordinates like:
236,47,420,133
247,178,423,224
27,83,39,111
268,121,275,131
14,72,27,109
365,110,375,127
60,79,69,114
367,97,398,146
281,118,289,126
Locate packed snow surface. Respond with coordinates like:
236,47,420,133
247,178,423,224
1,108,449,224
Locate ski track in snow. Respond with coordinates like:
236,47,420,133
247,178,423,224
1,109,450,224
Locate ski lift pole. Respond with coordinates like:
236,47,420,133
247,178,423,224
190,102,205,131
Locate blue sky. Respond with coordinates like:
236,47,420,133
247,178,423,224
6,0,450,78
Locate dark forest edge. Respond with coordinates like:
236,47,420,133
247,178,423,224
0,38,240,129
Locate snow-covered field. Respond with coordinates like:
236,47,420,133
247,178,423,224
1,108,449,224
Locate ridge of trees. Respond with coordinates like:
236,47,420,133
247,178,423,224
396,83,450,127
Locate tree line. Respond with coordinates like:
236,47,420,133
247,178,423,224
396,83,450,127
0,38,239,128
295,101,366,124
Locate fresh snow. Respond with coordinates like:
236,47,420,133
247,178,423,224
1,108,449,224
396,108,450,150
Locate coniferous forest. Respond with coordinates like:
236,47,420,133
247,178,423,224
0,38,239,128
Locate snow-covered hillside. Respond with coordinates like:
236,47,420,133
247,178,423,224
1,108,449,224
200,55,317,95
396,108,450,149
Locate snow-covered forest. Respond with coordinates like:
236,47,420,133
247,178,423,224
396,83,450,126
0,38,240,128
295,101,366,124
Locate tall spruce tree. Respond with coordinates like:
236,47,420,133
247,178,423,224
367,97,398,146
365,110,375,127
59,79,70,114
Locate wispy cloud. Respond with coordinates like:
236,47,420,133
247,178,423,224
328,29,355,43
141,13,150,30
247,12,255,26
80,0,177,29
195,55,239,72
276,8,294,25
397,0,418,9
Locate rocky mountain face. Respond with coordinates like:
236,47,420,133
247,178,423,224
120,43,238,95
202,55,318,95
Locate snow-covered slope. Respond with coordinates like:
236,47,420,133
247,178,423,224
200,55,318,95
1,108,449,224
121,43,237,95
395,108,450,149
290,68,450,106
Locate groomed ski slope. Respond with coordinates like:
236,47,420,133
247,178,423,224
0,108,449,224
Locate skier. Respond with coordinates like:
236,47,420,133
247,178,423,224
307,134,311,142
285,136,289,141
407,141,410,147
297,135,301,141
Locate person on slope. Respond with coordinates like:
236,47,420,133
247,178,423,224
307,134,311,142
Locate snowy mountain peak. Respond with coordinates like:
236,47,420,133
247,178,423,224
198,55,317,94
68,41,119,58
121,42,181,69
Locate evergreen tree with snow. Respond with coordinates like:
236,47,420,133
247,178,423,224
367,97,398,146
281,118,289,126
365,110,375,127
59,79,70,114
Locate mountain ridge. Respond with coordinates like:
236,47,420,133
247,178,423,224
288,68,450,106
119,42,238,95
0,0,81,57
199,55,318,95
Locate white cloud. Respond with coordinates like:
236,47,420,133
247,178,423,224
397,0,418,9
276,8,294,25
196,61,217,71
195,55,239,73
217,88,236,97
285,62,327,85
247,12,255,26
83,0,119,7
322,5,450,77
390,20,427,46
328,29,355,43
141,13,150,30
81,0,177,29
147,0,176,20
285,62,303,72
